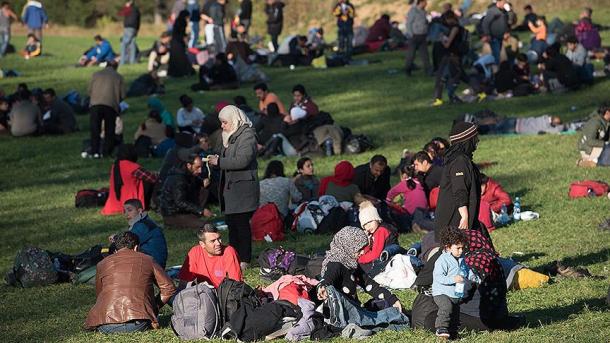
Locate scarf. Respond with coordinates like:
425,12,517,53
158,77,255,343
318,160,355,196
321,226,369,276
463,229,501,281
443,136,478,166
128,212,147,230
218,105,252,148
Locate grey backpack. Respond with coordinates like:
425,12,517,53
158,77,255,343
171,282,221,340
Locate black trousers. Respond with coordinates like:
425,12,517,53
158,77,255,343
405,34,431,73
226,211,254,263
90,105,117,156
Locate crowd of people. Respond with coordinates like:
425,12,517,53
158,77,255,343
1,0,609,341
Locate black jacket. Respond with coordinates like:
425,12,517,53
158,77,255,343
434,154,481,238
123,5,141,31
159,166,203,217
239,0,253,20
265,2,285,35
353,163,391,200
422,164,442,195
321,262,398,305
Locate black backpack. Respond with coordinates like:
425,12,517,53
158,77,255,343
216,278,261,325
344,134,374,154
75,188,109,208
316,207,348,234
304,252,326,280
458,27,471,56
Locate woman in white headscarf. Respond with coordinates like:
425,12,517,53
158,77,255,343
208,105,259,270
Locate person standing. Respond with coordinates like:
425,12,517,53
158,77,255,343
187,0,201,48
332,0,355,60
21,0,47,46
208,105,259,271
434,121,481,240
481,0,508,64
202,0,227,54
118,0,140,65
265,0,285,52
168,10,194,77
405,0,431,76
88,61,126,158
237,0,253,33
0,2,18,57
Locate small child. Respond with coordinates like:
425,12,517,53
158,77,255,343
357,201,399,274
21,34,41,60
432,227,478,338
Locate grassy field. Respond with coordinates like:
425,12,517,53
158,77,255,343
1,28,610,342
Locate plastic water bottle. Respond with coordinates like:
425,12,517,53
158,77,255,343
499,204,509,225
513,197,521,221
454,260,468,298
324,138,334,156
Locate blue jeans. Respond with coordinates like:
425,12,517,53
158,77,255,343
97,320,151,334
120,27,137,65
489,38,502,64
0,31,9,57
189,21,200,48
325,286,410,330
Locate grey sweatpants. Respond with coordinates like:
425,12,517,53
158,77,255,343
433,294,460,330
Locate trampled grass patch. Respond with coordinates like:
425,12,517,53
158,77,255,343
0,32,609,342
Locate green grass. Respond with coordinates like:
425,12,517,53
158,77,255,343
1,30,610,342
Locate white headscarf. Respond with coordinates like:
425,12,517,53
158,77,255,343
218,105,252,148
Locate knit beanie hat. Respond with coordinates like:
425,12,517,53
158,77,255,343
449,121,478,144
359,201,382,226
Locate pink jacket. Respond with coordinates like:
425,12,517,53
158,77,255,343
262,275,319,300
386,179,428,215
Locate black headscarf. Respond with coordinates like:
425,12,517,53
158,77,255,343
113,144,138,201
443,135,478,165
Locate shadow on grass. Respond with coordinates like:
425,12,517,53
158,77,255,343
521,297,607,327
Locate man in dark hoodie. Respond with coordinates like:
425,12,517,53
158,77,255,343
481,0,508,64
265,0,285,52
118,1,140,65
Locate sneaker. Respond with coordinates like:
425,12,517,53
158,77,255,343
432,98,444,107
436,327,450,338
81,152,89,159
477,92,487,103
92,153,101,159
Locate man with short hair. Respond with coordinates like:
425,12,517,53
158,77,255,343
481,0,508,64
353,155,391,201
577,103,610,167
159,148,213,229
0,2,18,57
88,61,126,158
8,89,41,137
565,36,587,67
80,35,116,66
178,223,243,288
85,231,176,334
413,150,442,196
118,0,140,65
41,88,77,134
254,82,286,116
405,0,431,76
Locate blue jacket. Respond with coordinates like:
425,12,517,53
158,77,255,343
22,2,48,30
86,40,116,62
432,251,479,298
131,216,168,268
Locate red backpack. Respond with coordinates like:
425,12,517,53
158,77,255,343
251,203,285,241
568,180,609,199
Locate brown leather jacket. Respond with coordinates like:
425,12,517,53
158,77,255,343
84,249,176,330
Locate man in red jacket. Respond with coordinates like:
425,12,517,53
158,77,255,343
481,174,512,213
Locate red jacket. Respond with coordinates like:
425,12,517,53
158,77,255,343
101,160,145,215
481,178,512,213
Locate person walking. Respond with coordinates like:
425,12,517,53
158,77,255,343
434,121,481,240
265,0,285,52
405,0,431,76
481,0,508,64
88,61,126,158
187,0,201,48
208,105,259,271
118,0,140,65
332,0,355,60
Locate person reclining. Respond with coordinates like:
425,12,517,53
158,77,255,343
577,103,610,167
79,35,117,67
178,223,243,288
84,232,176,334
478,115,565,135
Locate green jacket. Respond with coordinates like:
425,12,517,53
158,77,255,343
578,112,610,154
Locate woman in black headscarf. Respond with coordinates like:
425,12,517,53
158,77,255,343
434,121,481,239
168,10,194,77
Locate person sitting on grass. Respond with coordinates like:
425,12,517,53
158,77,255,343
176,94,205,134
85,231,176,334
319,160,364,204
480,174,512,214
352,154,391,203
20,33,41,59
577,102,610,168
178,223,243,289
259,160,302,218
134,109,173,157
41,88,78,135
432,227,479,339
192,53,239,91
147,97,176,129
79,35,116,67
357,201,399,275
386,163,428,216
8,89,41,137
159,148,214,229
254,82,287,116
102,144,158,216
293,157,320,202
109,198,168,268
413,150,442,197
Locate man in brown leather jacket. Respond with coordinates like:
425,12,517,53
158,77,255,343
84,232,176,334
